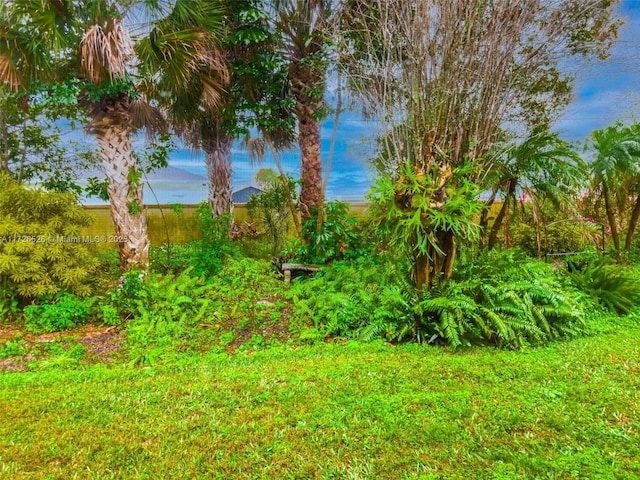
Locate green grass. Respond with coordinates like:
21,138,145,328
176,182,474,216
1,326,639,479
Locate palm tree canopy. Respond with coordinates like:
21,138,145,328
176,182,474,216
136,0,228,120
1,0,228,110
0,0,80,91
589,122,640,187
493,130,587,207
516,131,586,200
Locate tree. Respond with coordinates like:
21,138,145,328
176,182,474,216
340,0,620,289
254,167,279,189
0,86,95,193
0,173,96,299
136,0,229,217
0,0,221,270
271,0,334,223
484,130,586,251
588,122,640,261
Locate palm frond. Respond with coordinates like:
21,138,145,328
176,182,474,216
81,18,133,85
129,98,167,136
243,136,266,164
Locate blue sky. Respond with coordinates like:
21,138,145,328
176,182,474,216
86,2,640,204
554,1,640,140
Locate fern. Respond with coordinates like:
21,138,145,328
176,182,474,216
290,251,587,349
569,265,640,315
417,258,585,349
289,256,416,341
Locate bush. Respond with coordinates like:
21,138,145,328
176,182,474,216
293,201,371,264
246,176,295,254
429,251,586,348
513,220,603,258
0,174,96,299
417,274,584,349
23,292,94,334
104,270,146,321
115,269,217,365
0,278,20,322
568,264,640,315
189,205,236,276
291,250,586,349
290,255,417,341
149,242,196,274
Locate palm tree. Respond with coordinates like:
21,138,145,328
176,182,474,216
136,1,229,217
143,0,294,219
1,0,224,270
484,130,586,251
271,0,332,223
589,123,640,261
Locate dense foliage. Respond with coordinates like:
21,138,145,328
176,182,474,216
290,251,593,349
0,175,96,300
246,175,295,254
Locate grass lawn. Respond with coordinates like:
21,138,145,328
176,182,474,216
1,326,639,479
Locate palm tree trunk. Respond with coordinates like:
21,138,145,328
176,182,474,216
298,111,322,222
203,128,233,217
488,179,516,250
624,193,640,253
289,49,325,225
94,124,149,271
603,184,621,262
478,188,498,250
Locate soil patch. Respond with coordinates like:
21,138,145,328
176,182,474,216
0,324,124,372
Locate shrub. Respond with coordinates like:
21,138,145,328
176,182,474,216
189,204,236,276
149,242,195,274
99,264,275,362
246,176,295,254
0,278,20,322
568,264,640,315
426,252,586,348
117,269,217,365
106,270,146,320
416,274,584,349
23,292,94,334
291,250,586,349
0,174,96,299
290,255,417,341
513,220,603,258
293,201,370,264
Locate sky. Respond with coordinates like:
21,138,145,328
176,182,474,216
554,0,640,141
84,1,640,205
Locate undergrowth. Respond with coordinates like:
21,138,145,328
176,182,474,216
291,250,591,349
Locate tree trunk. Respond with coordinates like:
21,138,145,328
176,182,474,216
415,230,456,291
298,111,322,223
478,188,498,250
289,49,325,225
624,193,640,254
603,184,621,262
442,233,457,280
488,179,516,250
415,252,430,291
203,128,234,217
94,124,149,271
